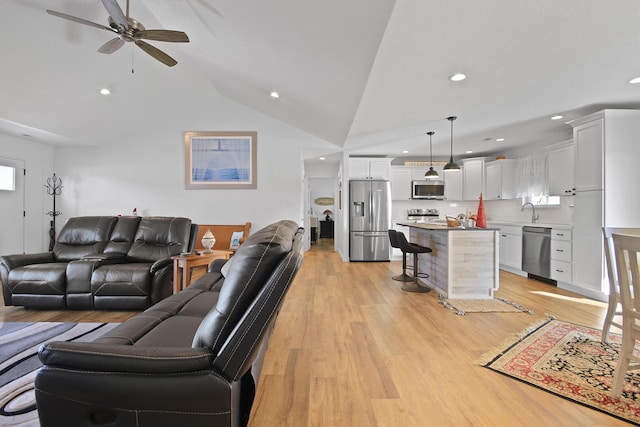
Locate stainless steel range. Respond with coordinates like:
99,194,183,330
407,208,440,223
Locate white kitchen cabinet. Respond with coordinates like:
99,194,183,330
390,168,412,200
548,143,575,196
349,158,391,180
574,119,603,192
444,169,463,200
497,225,522,271
568,109,640,300
462,158,485,200
485,160,516,200
550,228,572,283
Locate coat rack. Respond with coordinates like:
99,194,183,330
45,173,62,251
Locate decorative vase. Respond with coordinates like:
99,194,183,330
201,229,216,253
476,193,487,228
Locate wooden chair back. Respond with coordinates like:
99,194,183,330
195,222,252,251
602,228,640,342
611,231,640,395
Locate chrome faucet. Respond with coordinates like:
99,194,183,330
521,202,539,224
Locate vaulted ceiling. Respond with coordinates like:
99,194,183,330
2,0,640,165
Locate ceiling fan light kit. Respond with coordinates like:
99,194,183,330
46,0,189,67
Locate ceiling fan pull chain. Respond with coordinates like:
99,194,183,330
131,43,135,74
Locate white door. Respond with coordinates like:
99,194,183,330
0,157,25,255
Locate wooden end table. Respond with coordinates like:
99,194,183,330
172,250,233,293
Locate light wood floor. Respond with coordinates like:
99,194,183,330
0,239,625,426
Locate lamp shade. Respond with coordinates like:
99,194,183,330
424,131,439,178
443,116,460,172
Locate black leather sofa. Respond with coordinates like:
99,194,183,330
35,220,304,427
0,216,195,310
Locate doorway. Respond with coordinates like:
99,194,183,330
308,177,336,249
0,157,25,255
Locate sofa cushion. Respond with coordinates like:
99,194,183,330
192,220,298,353
53,217,118,261
127,217,192,262
91,263,153,297
103,216,141,255
8,263,68,295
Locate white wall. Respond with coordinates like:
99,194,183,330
3,79,330,251
0,134,54,253
53,103,319,235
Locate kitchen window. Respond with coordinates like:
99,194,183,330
522,194,560,207
516,152,560,206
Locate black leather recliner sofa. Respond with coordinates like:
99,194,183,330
0,215,194,310
34,220,304,427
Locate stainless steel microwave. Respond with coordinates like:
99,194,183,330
411,180,445,199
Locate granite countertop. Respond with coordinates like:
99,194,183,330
396,221,498,231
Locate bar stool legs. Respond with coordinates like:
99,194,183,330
389,230,413,282
396,231,432,293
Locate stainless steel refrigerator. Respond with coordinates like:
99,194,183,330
349,180,392,261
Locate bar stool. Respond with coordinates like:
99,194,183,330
388,229,413,282
395,231,432,293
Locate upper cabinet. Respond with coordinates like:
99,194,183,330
462,158,485,200
390,166,445,200
548,143,575,196
485,159,516,200
573,119,604,192
349,158,391,180
444,169,463,200
390,167,412,200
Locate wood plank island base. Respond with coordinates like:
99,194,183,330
397,222,499,299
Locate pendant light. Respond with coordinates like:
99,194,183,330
443,116,460,172
424,131,439,178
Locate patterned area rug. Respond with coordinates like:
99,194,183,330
478,318,640,425
0,322,119,427
439,296,534,315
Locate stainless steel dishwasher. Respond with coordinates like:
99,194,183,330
522,226,551,279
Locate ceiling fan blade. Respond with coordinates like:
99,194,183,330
101,0,128,30
98,37,125,54
137,30,190,43
135,40,178,67
46,9,117,33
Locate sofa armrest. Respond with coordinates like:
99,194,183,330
81,253,127,262
1,252,55,270
38,342,213,374
150,258,172,274
208,258,227,273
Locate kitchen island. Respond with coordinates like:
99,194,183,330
397,222,499,299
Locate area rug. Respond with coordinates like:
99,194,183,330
478,318,640,425
438,295,534,315
0,322,119,427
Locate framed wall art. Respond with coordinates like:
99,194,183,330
184,131,257,189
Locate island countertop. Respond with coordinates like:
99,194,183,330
395,223,499,299
396,221,499,231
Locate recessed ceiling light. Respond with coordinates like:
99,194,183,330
449,73,466,82
270,91,280,98
465,150,474,154
496,138,505,142
100,88,111,95
628,77,640,84
402,150,409,154
551,115,563,120
319,157,326,160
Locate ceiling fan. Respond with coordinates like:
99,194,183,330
47,0,189,67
